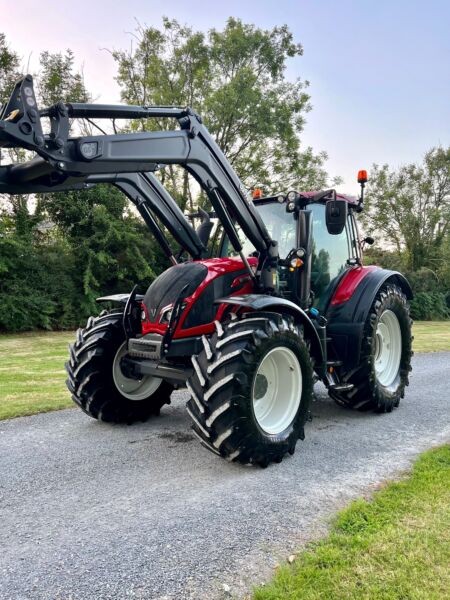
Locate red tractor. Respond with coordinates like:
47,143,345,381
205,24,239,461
0,76,413,467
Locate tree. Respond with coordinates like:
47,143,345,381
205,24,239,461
0,41,156,330
363,147,450,271
0,33,20,104
112,18,332,209
43,185,162,317
37,49,89,106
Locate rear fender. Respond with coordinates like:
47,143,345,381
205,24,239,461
216,294,325,368
328,268,412,323
326,268,412,369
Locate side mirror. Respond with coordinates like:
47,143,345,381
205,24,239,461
325,199,348,235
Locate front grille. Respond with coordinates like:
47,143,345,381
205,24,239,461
128,334,163,360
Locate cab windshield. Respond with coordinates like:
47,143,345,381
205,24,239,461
221,201,296,259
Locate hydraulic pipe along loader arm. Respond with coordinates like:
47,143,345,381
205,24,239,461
0,75,413,467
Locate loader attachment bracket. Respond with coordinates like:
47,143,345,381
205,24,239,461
0,75,45,151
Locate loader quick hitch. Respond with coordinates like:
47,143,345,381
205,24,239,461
0,75,45,151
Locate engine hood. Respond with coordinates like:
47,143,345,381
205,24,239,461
141,257,256,338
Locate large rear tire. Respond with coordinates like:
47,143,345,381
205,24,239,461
331,284,413,412
65,310,173,423
186,312,314,467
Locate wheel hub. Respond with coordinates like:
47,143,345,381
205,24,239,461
374,310,402,387
254,373,269,399
252,346,302,435
112,342,162,401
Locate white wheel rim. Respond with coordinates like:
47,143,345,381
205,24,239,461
374,310,402,387
112,342,162,401
252,346,302,435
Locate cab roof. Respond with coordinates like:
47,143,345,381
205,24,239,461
253,191,359,206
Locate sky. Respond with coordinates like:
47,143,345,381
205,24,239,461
1,0,449,195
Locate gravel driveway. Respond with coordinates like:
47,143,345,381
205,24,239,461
1,352,449,600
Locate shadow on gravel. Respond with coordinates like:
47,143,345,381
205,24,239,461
75,384,380,469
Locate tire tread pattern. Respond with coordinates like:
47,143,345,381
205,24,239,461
331,284,413,413
186,312,314,467
65,310,172,423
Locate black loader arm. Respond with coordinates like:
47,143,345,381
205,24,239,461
0,75,277,289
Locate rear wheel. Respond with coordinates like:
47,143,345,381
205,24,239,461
331,284,413,412
186,312,314,467
65,310,173,422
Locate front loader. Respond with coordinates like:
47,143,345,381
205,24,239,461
0,75,413,467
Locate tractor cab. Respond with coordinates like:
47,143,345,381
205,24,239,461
219,191,362,313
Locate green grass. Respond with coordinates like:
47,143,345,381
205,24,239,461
0,331,75,420
254,445,450,600
0,321,449,421
412,321,450,353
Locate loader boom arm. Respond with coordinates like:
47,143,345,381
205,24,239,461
0,75,277,286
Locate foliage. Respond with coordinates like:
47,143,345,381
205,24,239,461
362,148,450,319
364,248,450,320
41,185,164,318
0,37,162,331
363,147,450,270
0,32,21,104
0,220,72,331
410,292,449,321
112,17,333,209
1,26,448,332
37,49,90,106
0,22,338,333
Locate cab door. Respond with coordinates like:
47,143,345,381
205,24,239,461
308,202,354,311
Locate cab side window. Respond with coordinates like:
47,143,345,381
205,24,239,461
310,203,350,308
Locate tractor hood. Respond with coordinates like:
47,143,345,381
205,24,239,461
141,257,256,338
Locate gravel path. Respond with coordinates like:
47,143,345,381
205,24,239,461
1,352,449,600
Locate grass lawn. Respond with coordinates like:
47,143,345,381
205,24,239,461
0,331,75,420
0,321,449,421
254,445,450,600
412,321,450,352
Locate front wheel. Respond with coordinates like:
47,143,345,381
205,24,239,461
65,311,173,423
186,313,314,467
331,284,413,412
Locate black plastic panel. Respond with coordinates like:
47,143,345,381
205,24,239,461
182,269,247,329
143,262,207,321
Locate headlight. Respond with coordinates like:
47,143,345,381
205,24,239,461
159,302,187,324
159,304,173,323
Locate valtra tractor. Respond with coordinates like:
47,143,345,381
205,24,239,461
0,76,413,467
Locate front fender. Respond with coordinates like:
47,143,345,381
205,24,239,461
96,293,144,305
216,294,324,367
